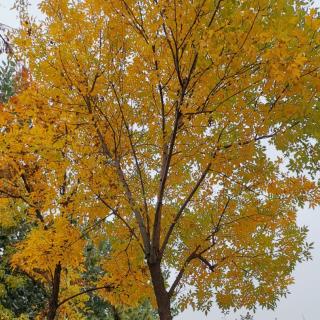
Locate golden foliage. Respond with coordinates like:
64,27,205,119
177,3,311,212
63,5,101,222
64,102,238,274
1,0,320,317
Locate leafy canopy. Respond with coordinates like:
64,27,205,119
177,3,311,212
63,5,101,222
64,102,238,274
0,48,156,319
0,0,320,318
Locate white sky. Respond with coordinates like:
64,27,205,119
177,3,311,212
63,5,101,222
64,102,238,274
0,1,319,319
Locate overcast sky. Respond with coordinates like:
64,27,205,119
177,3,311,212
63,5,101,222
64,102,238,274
0,1,319,319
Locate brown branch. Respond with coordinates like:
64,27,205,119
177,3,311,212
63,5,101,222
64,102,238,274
111,84,149,221
152,44,166,142
152,17,202,255
119,0,149,43
83,96,150,255
168,246,199,298
197,255,217,272
21,173,46,224
57,284,113,308
204,197,231,244
178,0,207,49
97,196,145,253
208,0,224,27
152,107,181,258
160,162,211,256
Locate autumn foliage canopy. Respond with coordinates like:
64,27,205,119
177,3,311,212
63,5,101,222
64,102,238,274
0,0,320,319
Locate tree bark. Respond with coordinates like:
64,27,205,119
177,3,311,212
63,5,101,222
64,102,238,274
47,262,61,320
148,261,172,320
112,305,121,320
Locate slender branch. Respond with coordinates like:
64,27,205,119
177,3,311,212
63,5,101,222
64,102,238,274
204,197,231,243
119,0,149,43
152,44,166,142
197,255,217,272
168,246,199,298
160,162,211,256
57,285,113,308
152,107,181,257
98,195,145,253
83,96,150,254
208,0,224,27
111,84,149,220
178,0,207,49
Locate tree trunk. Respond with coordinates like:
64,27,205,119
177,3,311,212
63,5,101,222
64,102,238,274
112,305,121,320
148,261,172,320
47,262,61,320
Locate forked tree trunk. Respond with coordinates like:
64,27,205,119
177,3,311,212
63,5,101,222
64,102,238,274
47,262,62,320
148,261,172,320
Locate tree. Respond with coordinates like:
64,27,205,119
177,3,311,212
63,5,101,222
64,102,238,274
1,0,320,319
0,56,90,320
0,199,47,319
0,57,47,319
0,51,156,320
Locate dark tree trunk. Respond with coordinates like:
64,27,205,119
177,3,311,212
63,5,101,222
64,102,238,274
47,262,61,320
112,305,121,320
148,261,172,320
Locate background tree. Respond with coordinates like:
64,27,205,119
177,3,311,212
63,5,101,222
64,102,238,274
0,55,47,319
1,0,320,320
0,35,156,319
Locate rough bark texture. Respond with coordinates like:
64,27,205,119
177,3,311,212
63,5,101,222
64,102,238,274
47,262,61,320
148,261,172,320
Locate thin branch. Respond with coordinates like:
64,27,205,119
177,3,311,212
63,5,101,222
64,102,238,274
83,96,150,254
208,0,224,27
111,84,149,221
160,162,211,256
98,196,145,253
152,106,181,256
197,255,217,272
168,246,199,298
57,285,113,308
204,197,231,243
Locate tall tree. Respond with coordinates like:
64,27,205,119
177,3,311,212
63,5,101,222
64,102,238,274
0,56,47,319
1,0,320,319
0,52,156,320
